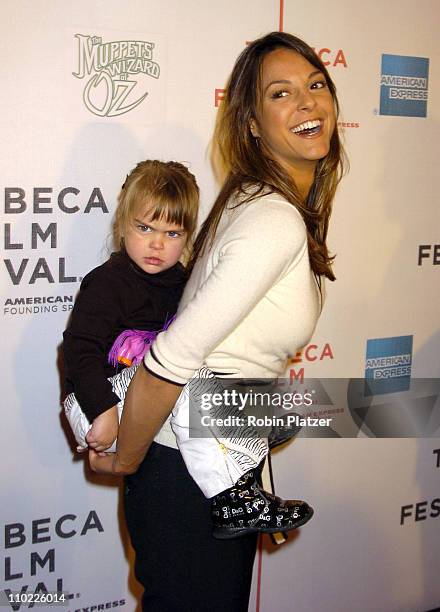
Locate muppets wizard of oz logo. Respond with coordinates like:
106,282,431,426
72,34,160,117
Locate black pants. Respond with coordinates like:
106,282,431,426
124,442,258,612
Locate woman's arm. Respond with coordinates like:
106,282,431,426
89,365,183,473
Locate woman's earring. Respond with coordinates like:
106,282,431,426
250,120,259,141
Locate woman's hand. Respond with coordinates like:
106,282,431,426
88,449,137,475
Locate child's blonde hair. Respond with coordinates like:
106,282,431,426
114,160,199,262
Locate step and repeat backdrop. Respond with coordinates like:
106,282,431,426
1,1,439,611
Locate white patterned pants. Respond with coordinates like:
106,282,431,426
64,364,268,497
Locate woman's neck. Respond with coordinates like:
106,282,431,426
283,160,317,200
294,171,315,200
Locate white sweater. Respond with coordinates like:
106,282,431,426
145,191,321,448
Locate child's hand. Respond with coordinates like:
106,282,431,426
86,406,119,452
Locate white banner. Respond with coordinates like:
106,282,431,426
1,1,439,610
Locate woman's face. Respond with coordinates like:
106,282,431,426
251,48,336,180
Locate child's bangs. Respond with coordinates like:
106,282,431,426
124,167,198,236
148,197,187,228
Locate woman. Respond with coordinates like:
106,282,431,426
91,31,345,612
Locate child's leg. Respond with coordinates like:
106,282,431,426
63,364,138,452
170,367,268,498
170,368,314,538
64,392,93,451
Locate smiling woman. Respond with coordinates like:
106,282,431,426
89,32,346,612
250,48,336,193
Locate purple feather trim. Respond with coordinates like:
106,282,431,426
108,316,175,367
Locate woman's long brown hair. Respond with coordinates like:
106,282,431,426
190,32,346,282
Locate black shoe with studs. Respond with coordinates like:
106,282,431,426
211,469,313,539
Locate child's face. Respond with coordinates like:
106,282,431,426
123,211,187,274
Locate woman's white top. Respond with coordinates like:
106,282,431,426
144,190,321,449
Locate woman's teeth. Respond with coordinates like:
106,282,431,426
291,119,322,134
